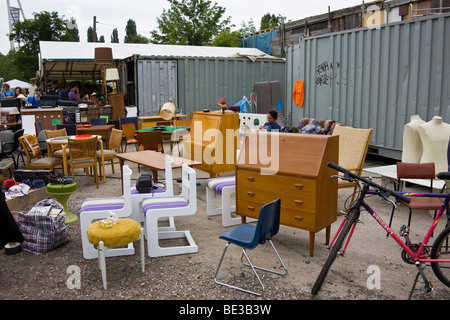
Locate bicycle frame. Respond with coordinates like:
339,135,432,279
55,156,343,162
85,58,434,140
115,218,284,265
329,183,450,264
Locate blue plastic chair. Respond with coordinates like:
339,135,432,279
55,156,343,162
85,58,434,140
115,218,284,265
90,117,107,125
214,198,287,295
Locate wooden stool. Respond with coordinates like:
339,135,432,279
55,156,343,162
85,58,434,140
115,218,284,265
46,182,77,224
87,218,145,289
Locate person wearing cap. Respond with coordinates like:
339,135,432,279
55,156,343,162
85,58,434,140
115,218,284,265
259,110,281,132
1,83,14,99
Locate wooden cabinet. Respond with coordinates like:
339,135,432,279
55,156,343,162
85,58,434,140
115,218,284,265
184,111,239,177
236,132,339,256
21,108,63,131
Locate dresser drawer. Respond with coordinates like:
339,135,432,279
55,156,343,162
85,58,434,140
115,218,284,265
237,199,317,231
236,169,316,196
238,186,315,213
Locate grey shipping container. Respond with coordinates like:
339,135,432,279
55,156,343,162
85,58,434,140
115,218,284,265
284,13,450,160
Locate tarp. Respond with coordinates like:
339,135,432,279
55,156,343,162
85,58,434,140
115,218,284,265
5,79,33,89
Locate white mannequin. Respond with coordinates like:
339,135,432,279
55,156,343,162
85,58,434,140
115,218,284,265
402,115,425,163
418,116,450,173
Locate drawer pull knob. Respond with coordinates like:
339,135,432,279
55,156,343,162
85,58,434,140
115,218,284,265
295,184,304,190
247,177,255,182
247,206,255,212
294,216,303,222
247,191,255,197
294,200,303,206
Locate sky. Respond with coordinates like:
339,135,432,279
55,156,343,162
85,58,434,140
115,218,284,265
0,0,366,55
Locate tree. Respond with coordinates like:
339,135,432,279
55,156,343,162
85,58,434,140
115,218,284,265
150,0,232,46
111,28,119,43
9,11,72,80
124,19,137,43
260,13,281,30
211,30,241,47
63,17,80,41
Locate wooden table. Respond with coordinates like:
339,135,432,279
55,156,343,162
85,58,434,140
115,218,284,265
115,150,200,188
76,124,115,149
46,135,105,179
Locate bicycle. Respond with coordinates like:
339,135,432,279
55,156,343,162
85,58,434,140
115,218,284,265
311,161,450,299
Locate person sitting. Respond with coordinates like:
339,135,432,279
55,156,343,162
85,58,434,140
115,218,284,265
259,110,281,132
68,84,80,102
59,84,70,100
1,83,14,99
26,87,43,107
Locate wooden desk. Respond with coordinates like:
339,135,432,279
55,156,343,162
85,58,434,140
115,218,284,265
236,132,339,257
115,150,200,187
76,124,115,149
138,114,187,130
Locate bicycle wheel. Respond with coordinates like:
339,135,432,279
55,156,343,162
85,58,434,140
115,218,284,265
311,206,360,295
430,225,450,287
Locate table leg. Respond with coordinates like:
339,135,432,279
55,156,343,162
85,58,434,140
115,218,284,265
119,159,125,194
62,145,68,175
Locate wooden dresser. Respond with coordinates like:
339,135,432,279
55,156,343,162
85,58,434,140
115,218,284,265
184,111,239,177
236,132,339,256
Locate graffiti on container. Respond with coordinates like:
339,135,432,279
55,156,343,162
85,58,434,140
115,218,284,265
316,61,346,86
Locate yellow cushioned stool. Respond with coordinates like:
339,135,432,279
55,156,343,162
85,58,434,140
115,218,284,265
87,218,145,289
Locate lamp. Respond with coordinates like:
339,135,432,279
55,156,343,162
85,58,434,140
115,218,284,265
160,102,177,127
106,68,120,93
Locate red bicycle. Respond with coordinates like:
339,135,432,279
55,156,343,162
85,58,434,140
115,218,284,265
311,162,450,298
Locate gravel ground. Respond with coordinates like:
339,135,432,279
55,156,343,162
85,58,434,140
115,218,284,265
1,154,449,313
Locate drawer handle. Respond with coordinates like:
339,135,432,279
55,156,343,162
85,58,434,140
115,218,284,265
295,184,304,190
247,206,255,212
294,216,303,222
247,191,255,197
247,177,255,182
294,200,303,206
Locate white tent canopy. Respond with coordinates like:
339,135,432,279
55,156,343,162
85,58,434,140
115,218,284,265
39,41,284,81
5,79,33,89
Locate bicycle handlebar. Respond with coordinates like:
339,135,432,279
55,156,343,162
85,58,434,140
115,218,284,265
327,161,411,204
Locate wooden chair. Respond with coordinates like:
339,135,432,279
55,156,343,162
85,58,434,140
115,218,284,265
122,122,138,152
136,131,163,152
19,135,63,171
67,136,99,188
332,125,374,208
45,128,68,158
97,128,122,180
136,130,163,173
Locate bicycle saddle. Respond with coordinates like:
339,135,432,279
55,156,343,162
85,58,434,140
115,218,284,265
436,172,450,180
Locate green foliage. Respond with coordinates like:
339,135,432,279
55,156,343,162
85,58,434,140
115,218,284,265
111,28,120,43
124,19,149,43
0,51,26,81
211,30,241,47
8,11,79,80
260,13,281,30
150,0,232,45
